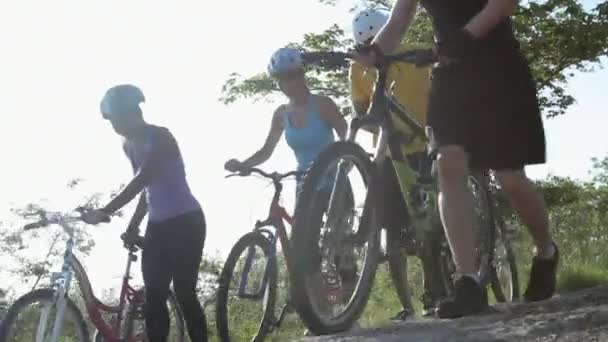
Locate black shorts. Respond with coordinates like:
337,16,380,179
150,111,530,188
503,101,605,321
426,50,546,170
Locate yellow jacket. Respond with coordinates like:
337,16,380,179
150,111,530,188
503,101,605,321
349,42,432,154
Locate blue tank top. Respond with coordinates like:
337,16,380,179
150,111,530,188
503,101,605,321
284,97,338,197
123,125,200,223
283,97,335,172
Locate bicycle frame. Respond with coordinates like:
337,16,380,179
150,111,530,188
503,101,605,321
324,58,437,243
26,213,144,342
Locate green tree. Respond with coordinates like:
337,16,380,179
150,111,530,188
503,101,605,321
221,0,607,118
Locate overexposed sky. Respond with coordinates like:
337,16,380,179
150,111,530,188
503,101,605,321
0,0,606,294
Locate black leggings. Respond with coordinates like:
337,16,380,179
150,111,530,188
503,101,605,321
142,210,207,342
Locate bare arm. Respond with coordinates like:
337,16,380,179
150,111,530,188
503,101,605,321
464,0,518,38
126,193,147,232
240,106,285,168
372,0,418,54
318,96,347,140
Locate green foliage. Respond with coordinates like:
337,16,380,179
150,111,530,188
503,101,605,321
220,0,608,118
513,0,608,117
557,262,608,293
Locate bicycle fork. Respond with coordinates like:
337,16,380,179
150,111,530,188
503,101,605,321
237,234,276,300
37,271,72,342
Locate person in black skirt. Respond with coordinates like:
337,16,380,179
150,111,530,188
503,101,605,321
354,0,559,318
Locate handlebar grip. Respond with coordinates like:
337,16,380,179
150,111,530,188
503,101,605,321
24,222,41,230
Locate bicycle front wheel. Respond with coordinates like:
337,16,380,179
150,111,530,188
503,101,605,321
0,288,90,342
216,232,277,342
291,141,380,335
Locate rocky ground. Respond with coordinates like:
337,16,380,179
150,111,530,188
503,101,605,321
300,284,608,341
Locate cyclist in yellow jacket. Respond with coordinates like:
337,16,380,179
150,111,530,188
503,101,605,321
349,7,442,320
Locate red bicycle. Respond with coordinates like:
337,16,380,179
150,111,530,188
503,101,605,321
0,209,186,342
215,167,357,342
215,168,300,342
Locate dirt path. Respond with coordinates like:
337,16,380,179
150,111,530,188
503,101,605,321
300,285,608,341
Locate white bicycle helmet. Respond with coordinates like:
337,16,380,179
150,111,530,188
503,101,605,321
100,84,145,119
352,8,390,45
267,47,303,77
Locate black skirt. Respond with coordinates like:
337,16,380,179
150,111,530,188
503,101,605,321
426,49,546,170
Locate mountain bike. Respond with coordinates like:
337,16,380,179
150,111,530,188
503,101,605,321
288,49,519,335
0,209,185,342
217,168,333,342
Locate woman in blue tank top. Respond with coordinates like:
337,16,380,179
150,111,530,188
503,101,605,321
225,49,359,334
83,84,208,342
225,47,348,197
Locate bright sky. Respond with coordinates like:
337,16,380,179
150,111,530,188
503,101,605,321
0,0,606,295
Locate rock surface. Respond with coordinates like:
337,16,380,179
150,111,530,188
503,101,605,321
300,285,608,341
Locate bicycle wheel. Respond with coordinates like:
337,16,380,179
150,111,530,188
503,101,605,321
489,211,520,303
216,232,277,342
93,290,186,342
436,172,497,296
0,288,90,342
291,141,380,335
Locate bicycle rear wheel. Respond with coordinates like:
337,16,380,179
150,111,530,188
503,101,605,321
437,172,497,297
216,232,277,342
0,288,90,342
291,141,380,335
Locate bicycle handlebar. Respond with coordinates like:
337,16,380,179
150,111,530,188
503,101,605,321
226,168,302,183
301,48,437,70
22,210,83,231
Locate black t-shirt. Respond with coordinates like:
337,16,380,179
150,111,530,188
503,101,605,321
420,0,520,54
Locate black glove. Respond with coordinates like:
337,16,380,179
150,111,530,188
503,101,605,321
437,29,477,62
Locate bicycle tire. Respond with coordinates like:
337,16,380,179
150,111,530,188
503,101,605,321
469,172,497,286
0,288,90,342
291,141,380,335
216,232,277,342
437,172,497,297
489,214,520,302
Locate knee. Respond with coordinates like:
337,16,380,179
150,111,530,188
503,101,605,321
495,169,529,197
436,146,468,188
173,287,200,308
145,287,169,307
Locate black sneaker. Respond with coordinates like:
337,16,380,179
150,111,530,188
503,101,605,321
437,276,488,319
524,242,559,302
390,308,413,322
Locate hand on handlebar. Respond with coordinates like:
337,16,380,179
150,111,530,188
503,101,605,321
352,43,383,69
121,229,144,248
81,208,111,225
224,159,245,173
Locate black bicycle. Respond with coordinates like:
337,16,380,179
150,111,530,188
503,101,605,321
287,49,519,335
